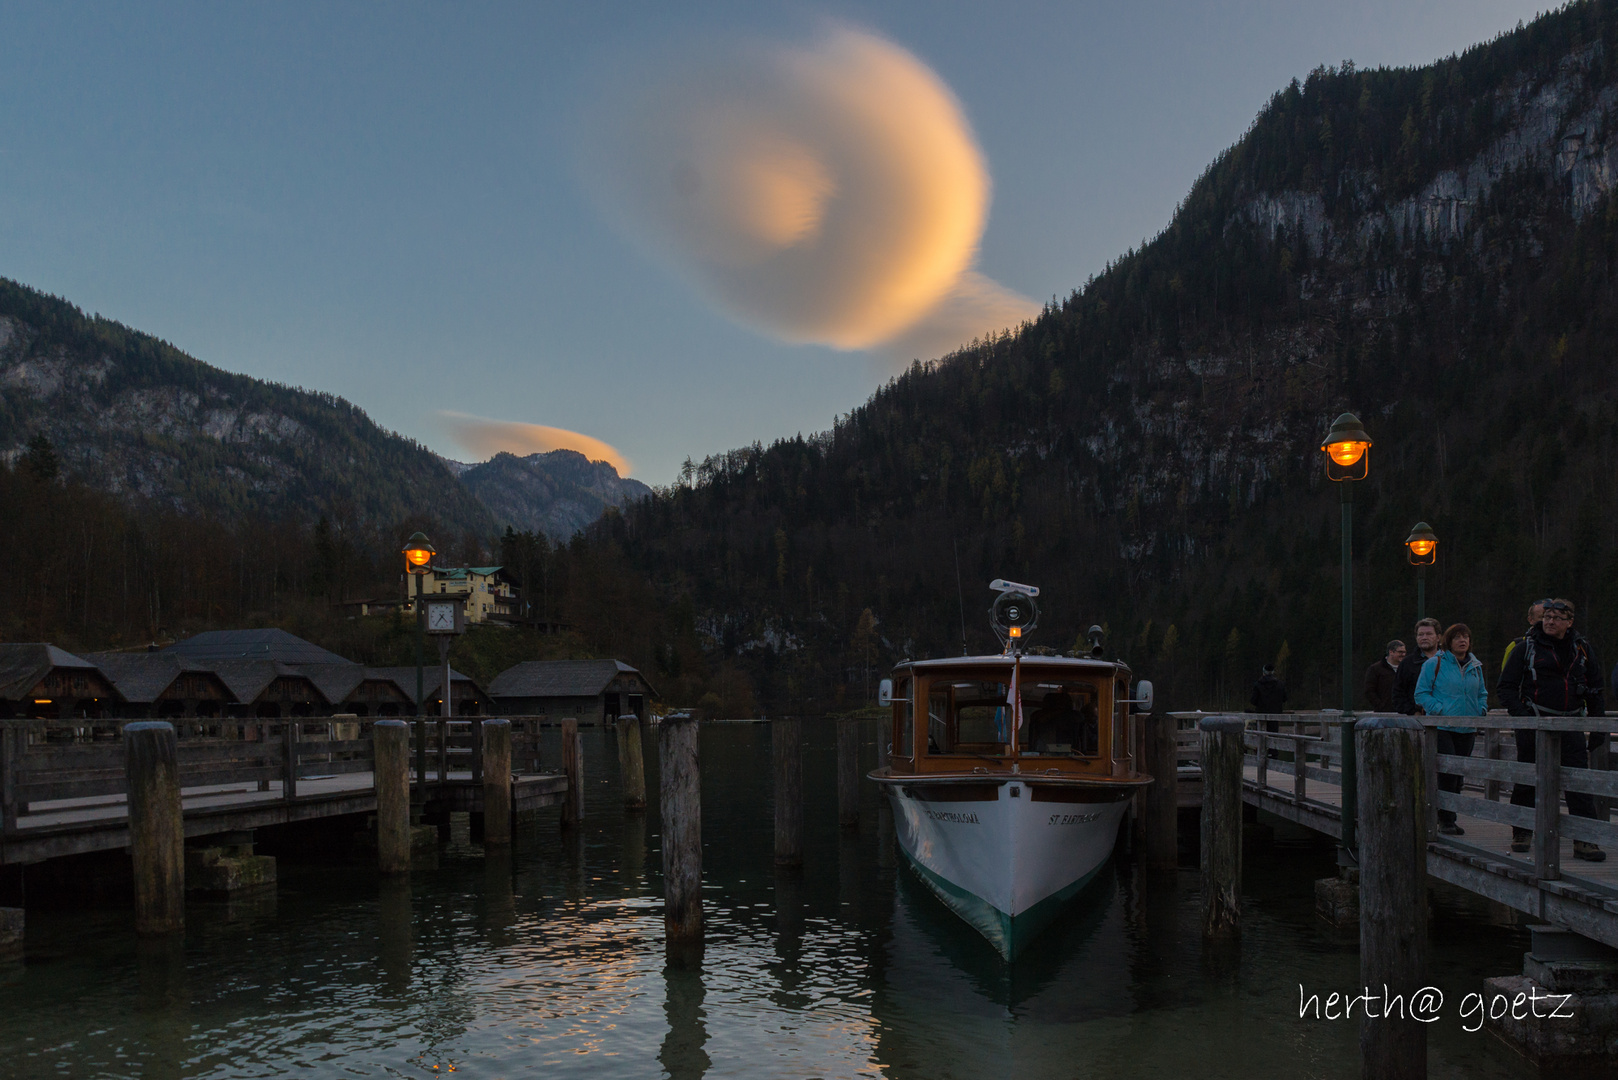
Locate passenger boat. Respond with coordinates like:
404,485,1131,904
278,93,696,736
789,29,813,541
869,580,1154,960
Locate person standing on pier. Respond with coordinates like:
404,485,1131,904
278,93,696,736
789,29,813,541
1414,624,1486,836
1250,665,1286,714
1363,639,1405,712
1498,598,1606,861
1393,618,1441,714
1501,599,1547,674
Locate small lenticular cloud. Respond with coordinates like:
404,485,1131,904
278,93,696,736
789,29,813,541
579,25,1039,358
440,411,631,475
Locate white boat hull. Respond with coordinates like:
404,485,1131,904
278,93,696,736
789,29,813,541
881,778,1130,959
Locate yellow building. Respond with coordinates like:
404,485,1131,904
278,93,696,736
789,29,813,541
405,565,520,625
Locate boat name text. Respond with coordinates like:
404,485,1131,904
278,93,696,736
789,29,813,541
1048,812,1102,825
924,809,980,824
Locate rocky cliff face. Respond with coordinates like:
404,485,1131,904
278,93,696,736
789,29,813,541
459,449,652,539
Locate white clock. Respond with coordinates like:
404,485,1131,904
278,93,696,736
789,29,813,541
427,602,457,632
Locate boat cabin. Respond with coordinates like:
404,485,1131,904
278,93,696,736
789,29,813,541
886,656,1140,780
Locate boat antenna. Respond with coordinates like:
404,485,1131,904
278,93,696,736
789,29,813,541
954,538,969,655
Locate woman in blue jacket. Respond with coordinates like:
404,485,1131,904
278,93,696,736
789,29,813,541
1415,623,1487,836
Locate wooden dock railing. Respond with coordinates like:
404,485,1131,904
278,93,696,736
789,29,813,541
0,715,551,836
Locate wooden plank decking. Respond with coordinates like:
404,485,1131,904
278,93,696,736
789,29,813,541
1171,712,1618,949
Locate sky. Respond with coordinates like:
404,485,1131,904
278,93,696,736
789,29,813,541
0,1,1552,485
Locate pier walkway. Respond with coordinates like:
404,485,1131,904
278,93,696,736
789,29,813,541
1170,711,1618,948
0,716,568,866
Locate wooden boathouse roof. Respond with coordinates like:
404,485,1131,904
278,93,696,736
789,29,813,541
487,659,654,700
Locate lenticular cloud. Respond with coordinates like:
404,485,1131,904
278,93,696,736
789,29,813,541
580,26,1038,356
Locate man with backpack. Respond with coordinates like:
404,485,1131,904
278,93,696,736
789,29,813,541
1498,598,1606,861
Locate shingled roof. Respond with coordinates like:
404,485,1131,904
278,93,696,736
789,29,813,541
486,659,651,700
365,666,484,700
164,629,349,665
0,644,102,701
85,653,189,705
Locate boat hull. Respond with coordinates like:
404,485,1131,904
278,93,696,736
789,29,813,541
880,778,1130,959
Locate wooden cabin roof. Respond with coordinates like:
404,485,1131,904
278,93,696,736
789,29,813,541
0,644,107,701
163,629,350,665
486,659,654,700
365,667,486,701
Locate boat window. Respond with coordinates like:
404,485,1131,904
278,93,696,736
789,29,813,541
893,676,913,762
927,685,953,754
1018,681,1101,757
948,681,1010,753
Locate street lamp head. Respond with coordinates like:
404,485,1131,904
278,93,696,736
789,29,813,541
402,532,436,574
1405,521,1438,565
1320,412,1371,480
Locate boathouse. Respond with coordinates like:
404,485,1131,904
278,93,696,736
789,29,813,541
163,628,351,665
0,643,123,719
487,659,655,723
87,653,237,718
367,667,490,715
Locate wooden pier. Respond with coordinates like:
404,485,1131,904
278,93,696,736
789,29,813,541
0,716,569,867
1171,711,1618,948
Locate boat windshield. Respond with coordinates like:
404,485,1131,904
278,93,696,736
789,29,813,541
927,676,1101,759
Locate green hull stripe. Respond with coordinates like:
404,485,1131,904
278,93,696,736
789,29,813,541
903,853,1106,960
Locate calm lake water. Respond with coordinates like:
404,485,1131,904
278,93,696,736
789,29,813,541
0,723,1535,1079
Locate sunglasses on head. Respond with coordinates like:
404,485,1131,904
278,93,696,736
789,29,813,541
1544,603,1573,616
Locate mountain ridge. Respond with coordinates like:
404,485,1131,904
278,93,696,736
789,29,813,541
0,281,644,541
583,0,1618,713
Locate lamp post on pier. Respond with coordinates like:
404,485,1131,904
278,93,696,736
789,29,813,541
401,533,436,783
1405,522,1437,621
1321,413,1371,859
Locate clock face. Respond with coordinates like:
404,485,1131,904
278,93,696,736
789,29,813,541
427,603,455,631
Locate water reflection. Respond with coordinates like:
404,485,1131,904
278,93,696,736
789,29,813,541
377,876,412,996
660,953,711,1080
0,724,1536,1080
134,935,189,1077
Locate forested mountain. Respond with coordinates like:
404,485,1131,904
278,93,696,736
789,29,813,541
460,450,652,540
586,1,1618,715
0,280,493,531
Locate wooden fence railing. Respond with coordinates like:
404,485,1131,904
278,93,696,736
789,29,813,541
1170,710,1618,883
0,715,553,835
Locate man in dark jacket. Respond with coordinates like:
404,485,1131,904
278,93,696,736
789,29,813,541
1250,665,1286,714
1498,598,1606,860
1394,618,1441,714
1364,639,1405,712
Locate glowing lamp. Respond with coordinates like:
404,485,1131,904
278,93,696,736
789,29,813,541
1008,626,1022,639
1320,412,1371,481
1405,521,1438,566
402,532,436,574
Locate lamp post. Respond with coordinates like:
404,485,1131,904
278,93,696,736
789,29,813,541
1405,522,1437,621
402,532,435,784
1321,412,1371,858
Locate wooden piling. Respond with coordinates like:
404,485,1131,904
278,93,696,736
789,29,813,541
374,720,411,875
773,718,803,867
561,717,584,828
124,721,185,935
660,713,702,943
1140,713,1178,870
1535,728,1561,880
836,717,860,829
617,714,647,811
482,720,512,846
1198,716,1244,938
1355,715,1428,1080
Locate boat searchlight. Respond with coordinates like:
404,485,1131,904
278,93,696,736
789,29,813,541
989,579,1040,653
